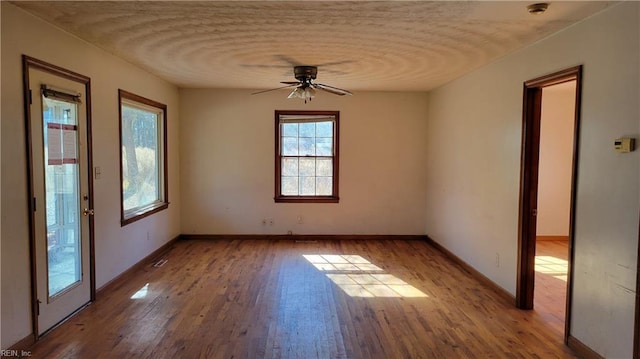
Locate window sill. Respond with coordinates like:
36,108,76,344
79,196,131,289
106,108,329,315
121,201,169,226
274,196,339,203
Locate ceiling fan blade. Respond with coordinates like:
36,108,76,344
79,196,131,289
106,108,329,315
314,83,353,96
251,84,299,95
314,60,355,68
280,81,301,85
239,64,291,69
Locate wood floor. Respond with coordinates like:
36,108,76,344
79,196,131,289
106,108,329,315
28,238,577,358
534,240,569,336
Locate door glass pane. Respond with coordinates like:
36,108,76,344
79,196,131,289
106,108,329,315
43,97,82,297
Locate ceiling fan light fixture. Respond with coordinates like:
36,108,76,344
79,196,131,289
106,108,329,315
287,87,302,99
304,87,316,98
287,86,315,103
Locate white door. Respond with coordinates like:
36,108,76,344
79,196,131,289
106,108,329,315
29,68,92,335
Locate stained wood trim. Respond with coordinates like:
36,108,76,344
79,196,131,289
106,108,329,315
274,110,340,203
22,54,39,342
22,55,95,338
120,203,170,227
274,196,340,204
564,66,583,343
516,66,582,347
181,234,429,241
425,236,515,305
96,235,181,295
536,236,569,241
118,89,169,226
23,55,91,83
525,66,582,88
516,83,542,310
567,335,604,359
634,212,640,358
85,73,95,302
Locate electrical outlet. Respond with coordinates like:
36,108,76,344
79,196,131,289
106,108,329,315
495,253,500,268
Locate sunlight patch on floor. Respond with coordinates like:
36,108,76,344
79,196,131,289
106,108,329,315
131,283,149,299
535,255,568,282
303,254,384,272
303,254,428,298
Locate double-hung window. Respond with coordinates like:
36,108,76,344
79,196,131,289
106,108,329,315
119,90,168,225
275,110,339,203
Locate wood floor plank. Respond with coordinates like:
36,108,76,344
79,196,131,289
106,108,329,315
27,238,577,358
535,239,569,337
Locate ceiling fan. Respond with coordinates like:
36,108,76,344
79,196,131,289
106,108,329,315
252,66,352,103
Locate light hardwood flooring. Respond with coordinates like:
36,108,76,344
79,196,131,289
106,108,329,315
534,240,570,337
28,238,577,358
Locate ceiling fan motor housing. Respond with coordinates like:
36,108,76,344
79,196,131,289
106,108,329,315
294,66,318,82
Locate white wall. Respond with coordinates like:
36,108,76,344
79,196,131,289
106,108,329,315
179,89,429,235
1,3,181,348
425,2,639,357
536,81,576,237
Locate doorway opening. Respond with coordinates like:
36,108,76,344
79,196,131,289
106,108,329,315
534,80,576,335
516,66,582,343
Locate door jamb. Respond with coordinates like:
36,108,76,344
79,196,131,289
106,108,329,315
515,66,582,345
22,55,95,338
634,212,640,358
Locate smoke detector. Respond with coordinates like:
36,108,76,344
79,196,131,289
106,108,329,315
527,3,549,15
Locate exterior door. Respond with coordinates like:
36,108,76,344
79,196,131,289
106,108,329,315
27,64,93,335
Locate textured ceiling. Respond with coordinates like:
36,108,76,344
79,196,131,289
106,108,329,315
12,1,612,92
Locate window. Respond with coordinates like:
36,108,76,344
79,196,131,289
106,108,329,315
119,90,168,225
275,110,339,203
